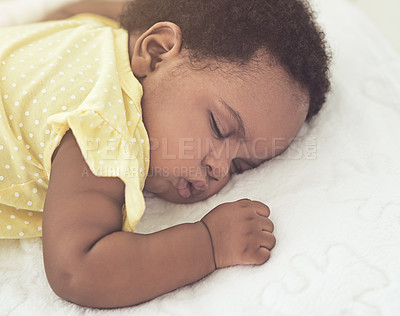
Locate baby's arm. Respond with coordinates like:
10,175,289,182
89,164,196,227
44,131,275,308
41,1,127,22
43,131,215,308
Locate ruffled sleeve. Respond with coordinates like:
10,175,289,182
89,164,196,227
45,100,149,232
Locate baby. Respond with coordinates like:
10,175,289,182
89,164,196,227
0,0,330,308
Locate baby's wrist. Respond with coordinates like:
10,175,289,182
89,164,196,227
195,221,217,272
199,220,217,270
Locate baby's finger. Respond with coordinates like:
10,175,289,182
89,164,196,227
261,218,274,233
251,201,270,217
261,231,276,250
254,247,271,265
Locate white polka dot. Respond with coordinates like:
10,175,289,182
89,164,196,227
40,142,45,147
59,71,64,75
33,99,38,104
33,188,37,194
25,144,30,150
5,165,10,169
43,108,48,113
6,225,11,230
45,129,50,135
38,226,42,231
14,192,19,197
20,166,25,170
21,74,26,78
17,136,22,141
140,139,144,144
29,133,33,138
13,146,18,151
71,95,76,100
27,201,32,206
61,87,66,91
80,87,85,91
11,83,16,87
27,155,31,160
24,221,30,225
0,145,3,150
19,123,23,128
25,111,30,116
51,96,56,101
4,94,8,99
38,179,43,183
19,232,24,237
9,115,13,120
14,101,19,106
23,90,27,95
62,106,67,111
1,76,6,80
42,89,47,93
0,176,4,181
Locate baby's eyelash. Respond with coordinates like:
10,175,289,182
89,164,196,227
210,112,223,139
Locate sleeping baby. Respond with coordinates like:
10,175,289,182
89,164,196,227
0,0,330,308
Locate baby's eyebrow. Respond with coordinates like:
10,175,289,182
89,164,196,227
219,98,247,141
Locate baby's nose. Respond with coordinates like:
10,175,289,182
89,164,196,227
206,163,230,181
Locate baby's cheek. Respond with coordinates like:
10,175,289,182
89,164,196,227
208,175,231,196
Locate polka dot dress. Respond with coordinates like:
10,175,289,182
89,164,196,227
0,14,150,239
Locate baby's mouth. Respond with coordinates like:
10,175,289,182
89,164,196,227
176,178,192,199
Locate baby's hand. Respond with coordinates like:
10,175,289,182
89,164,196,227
201,199,275,269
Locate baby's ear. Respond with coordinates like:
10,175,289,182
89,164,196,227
131,22,182,78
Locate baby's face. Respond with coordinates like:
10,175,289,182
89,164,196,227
139,58,308,203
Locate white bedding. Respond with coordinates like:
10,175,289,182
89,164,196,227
1,0,399,315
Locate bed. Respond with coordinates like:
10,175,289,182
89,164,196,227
1,0,399,315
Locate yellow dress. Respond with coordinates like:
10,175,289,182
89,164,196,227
0,14,150,239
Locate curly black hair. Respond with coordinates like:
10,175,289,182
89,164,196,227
119,0,331,121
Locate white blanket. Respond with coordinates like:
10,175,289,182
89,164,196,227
1,0,399,315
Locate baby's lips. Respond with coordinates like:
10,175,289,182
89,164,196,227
176,178,189,190
190,180,208,191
